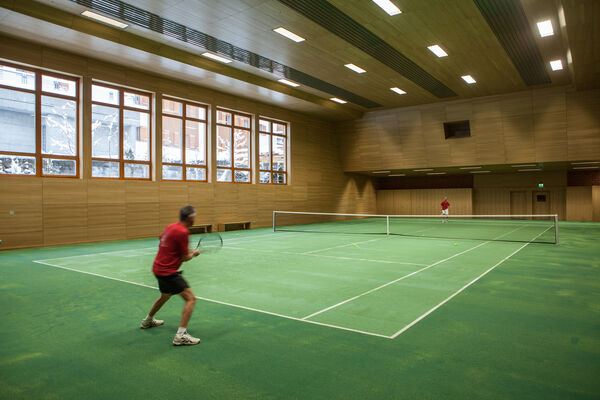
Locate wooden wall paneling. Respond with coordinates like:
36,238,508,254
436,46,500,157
533,111,568,162
126,181,159,238
566,186,593,221
473,189,510,215
43,179,88,245
593,186,600,222
502,115,536,163
550,189,566,220
566,90,600,160
376,190,394,214
0,178,43,248
87,180,126,241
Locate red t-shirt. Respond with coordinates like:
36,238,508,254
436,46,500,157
153,222,190,276
441,200,450,210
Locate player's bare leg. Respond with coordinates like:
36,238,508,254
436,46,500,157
173,288,200,346
141,293,171,329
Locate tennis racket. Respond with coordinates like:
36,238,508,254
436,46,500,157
195,232,223,254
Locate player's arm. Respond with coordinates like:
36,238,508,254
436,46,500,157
179,232,199,262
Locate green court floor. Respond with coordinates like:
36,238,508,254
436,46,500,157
1,221,599,399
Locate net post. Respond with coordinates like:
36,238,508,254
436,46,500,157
273,211,276,232
386,215,390,235
554,214,559,245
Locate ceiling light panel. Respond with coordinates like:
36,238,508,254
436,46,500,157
536,20,554,37
273,27,305,42
202,52,232,63
278,79,300,87
461,75,476,84
330,97,347,104
390,87,406,95
427,45,448,58
344,64,366,73
372,0,402,16
550,60,563,71
81,11,128,28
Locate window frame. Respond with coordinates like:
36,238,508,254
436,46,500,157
215,108,253,184
258,117,288,185
161,96,209,182
0,61,81,178
90,81,153,180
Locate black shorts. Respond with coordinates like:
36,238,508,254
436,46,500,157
155,271,189,295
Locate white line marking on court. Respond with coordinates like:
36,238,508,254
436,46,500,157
225,246,426,267
31,259,392,339
300,237,388,255
389,226,553,338
301,224,531,321
300,240,491,320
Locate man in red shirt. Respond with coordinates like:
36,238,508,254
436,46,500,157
441,197,450,223
141,205,201,346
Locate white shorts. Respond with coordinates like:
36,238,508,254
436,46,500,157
441,209,449,215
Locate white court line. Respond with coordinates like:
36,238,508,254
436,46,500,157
301,224,530,321
31,259,391,339
301,237,389,255
301,240,490,320
390,225,553,338
225,246,426,267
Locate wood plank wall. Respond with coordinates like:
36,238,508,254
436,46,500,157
0,38,377,250
377,188,472,215
337,87,600,171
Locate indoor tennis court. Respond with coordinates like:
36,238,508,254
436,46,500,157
1,0,599,399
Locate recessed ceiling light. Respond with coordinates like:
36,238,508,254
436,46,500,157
461,75,476,84
330,97,347,104
388,174,405,177
273,27,305,42
427,172,446,175
550,60,563,71
571,161,600,165
390,87,406,95
372,171,391,174
278,79,300,87
344,64,366,74
511,164,536,167
202,52,232,63
372,0,402,16
536,20,554,37
470,171,491,174
573,166,599,170
81,11,128,28
413,168,433,172
427,45,448,58
459,166,482,170
518,168,542,172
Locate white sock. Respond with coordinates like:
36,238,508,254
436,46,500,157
177,327,187,335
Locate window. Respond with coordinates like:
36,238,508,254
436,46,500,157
258,118,288,184
91,83,152,179
161,97,208,181
443,120,470,139
0,63,79,177
216,108,251,183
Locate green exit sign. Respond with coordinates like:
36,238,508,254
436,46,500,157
538,183,544,188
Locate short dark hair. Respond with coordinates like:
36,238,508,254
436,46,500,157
179,205,196,222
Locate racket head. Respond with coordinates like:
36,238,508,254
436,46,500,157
196,232,223,253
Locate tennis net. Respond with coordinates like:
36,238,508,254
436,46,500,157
273,211,559,244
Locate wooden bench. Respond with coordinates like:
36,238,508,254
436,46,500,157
218,221,251,232
188,224,212,234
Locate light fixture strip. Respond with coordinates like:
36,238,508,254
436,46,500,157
427,172,446,175
518,169,542,172
459,166,482,170
571,161,600,165
330,97,347,104
372,0,402,16
372,171,391,174
511,164,536,167
470,171,491,174
413,168,433,172
573,166,599,170
427,45,448,58
344,64,366,74
390,87,406,95
273,27,305,42
278,79,300,87
202,52,232,64
81,11,128,28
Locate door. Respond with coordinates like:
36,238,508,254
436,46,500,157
533,191,551,215
510,191,528,217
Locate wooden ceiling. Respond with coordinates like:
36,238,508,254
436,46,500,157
0,0,596,120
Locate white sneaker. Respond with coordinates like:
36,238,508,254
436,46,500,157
173,331,201,346
140,318,164,329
